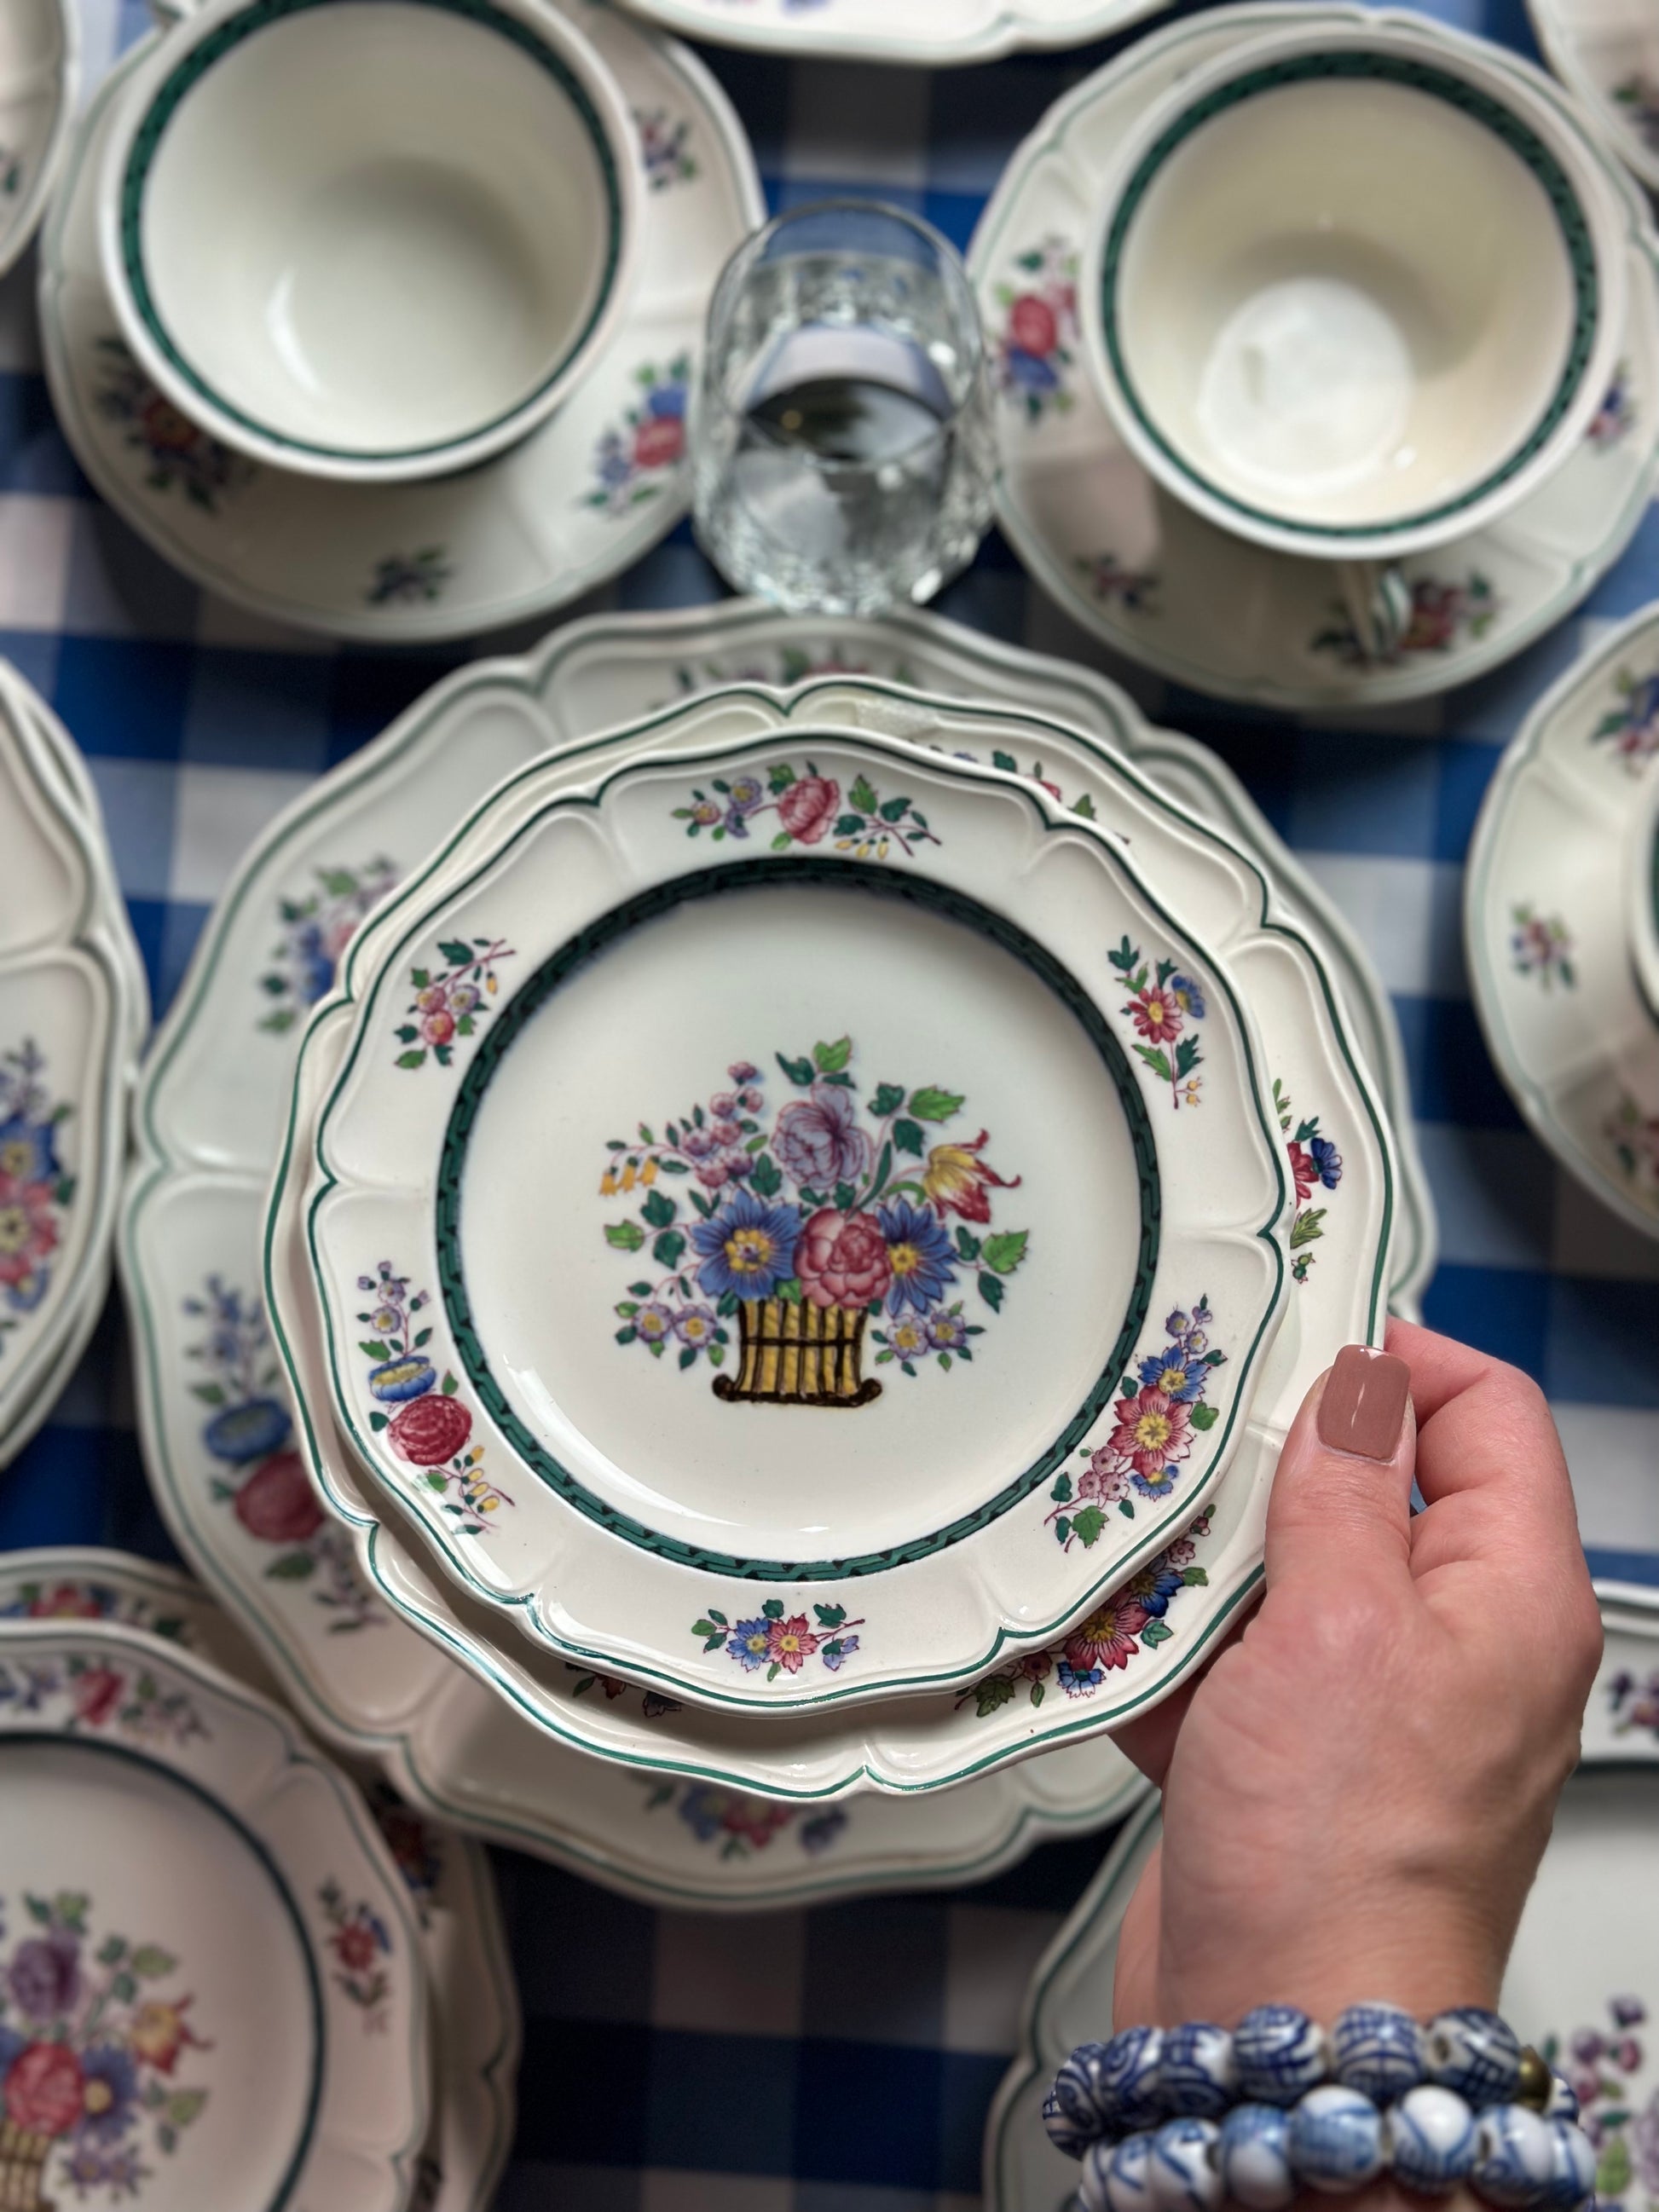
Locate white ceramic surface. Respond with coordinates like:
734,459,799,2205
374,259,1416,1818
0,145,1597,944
263,676,1390,1794
982,1589,1659,2212
119,609,1387,1849
99,0,640,482
302,721,1292,1710
0,1612,429,2212
1622,759,1659,1035
0,0,76,279
1081,12,1625,561
968,3,1659,708
1466,598,1659,1243
1528,0,1659,197
0,666,146,1470
41,5,762,639
0,1549,520,2212
610,0,1170,66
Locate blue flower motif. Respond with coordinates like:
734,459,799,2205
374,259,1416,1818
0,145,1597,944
800,1808,848,1855
725,1617,773,1670
0,1112,59,1185
1136,1346,1207,1401
368,1354,436,1404
1310,1135,1343,1189
1130,1464,1180,1500
648,380,687,421
821,1635,859,1671
676,1788,725,1842
1124,1560,1185,1617
293,923,335,1008
1168,973,1205,1019
78,2043,139,2145
876,1198,957,1317
202,1395,292,1464
1058,1658,1103,1696
691,1189,801,1302
1005,349,1059,394
4,1267,49,1314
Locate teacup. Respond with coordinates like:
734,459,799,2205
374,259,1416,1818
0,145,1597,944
100,0,641,484
1079,12,1628,644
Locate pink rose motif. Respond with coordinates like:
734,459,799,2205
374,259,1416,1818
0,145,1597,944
795,1207,892,1310
234,1450,323,1544
72,1666,124,1729
5,2042,83,2137
776,776,841,846
773,1081,871,1189
1008,294,1058,356
420,1008,456,1048
633,415,684,471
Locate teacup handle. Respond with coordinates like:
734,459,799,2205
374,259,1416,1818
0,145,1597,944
1335,560,1412,665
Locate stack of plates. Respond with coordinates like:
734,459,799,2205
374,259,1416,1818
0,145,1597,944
0,661,145,1467
0,1545,517,2212
122,602,1433,1908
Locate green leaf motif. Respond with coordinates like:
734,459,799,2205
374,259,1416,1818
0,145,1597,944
1190,1402,1219,1431
768,762,796,793
605,1221,646,1251
981,1230,1028,1275
848,776,879,816
264,1551,315,1580
357,1341,390,1360
891,1118,923,1157
762,1598,784,1620
1289,1209,1326,1249
641,1187,677,1230
814,1036,853,1074
877,796,911,823
189,1382,227,1407
1133,1044,1171,1083
1142,1620,1173,1646
908,1086,964,1122
130,1945,177,1979
653,1230,685,1271
978,1274,1004,1313
1070,1505,1107,1548
955,1227,982,1261
973,1675,1016,1717
777,1053,815,1087
395,1049,427,1070
436,939,474,966
870,1083,906,1118
814,1603,847,1629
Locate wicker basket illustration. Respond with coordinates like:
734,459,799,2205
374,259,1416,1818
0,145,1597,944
713,1296,882,1406
0,2118,54,2212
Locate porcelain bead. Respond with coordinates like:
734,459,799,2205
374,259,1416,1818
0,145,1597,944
1101,2025,1167,2133
1386,2084,1478,2193
1472,2103,1558,2207
1046,2042,1118,2157
1330,2001,1426,2102
1538,2117,1596,2211
1286,2083,1386,2192
1217,2104,1297,2210
1543,2072,1580,2124
1147,2117,1224,2212
1234,2007,1330,2105
1425,2007,1524,2107
1078,2138,1114,2212
1098,2130,1159,2212
1159,2023,1238,2117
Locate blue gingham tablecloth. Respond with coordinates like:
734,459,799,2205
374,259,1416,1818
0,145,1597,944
4,2,1657,2204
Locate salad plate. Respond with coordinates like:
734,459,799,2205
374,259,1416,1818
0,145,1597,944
968,3,1659,710
300,722,1292,1709
121,609,1384,1834
0,668,145,1467
607,0,1170,68
983,1591,1659,2212
0,1551,519,2212
38,3,763,644
1466,598,1659,1242
264,676,1389,1793
1527,0,1659,197
0,1612,428,2212
0,0,76,280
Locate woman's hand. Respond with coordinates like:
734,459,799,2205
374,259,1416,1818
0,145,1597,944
1108,1319,1602,2031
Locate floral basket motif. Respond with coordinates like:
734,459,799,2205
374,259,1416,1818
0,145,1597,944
1,2115,55,2212
601,1038,1029,1408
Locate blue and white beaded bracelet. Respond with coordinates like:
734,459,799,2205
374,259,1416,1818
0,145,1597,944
1044,2003,1593,2209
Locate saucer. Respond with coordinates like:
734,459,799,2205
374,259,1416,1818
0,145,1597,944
0,1549,519,2212
983,1589,1659,2212
1527,0,1659,197
1466,598,1659,1242
263,677,1390,1793
968,3,1659,709
302,722,1292,1709
38,3,762,643
0,0,76,278
607,0,1169,66
0,1611,428,2212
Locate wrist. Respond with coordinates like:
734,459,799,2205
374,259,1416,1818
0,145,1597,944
1154,1900,1503,2029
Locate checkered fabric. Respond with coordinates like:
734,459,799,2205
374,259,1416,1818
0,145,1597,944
3,2,1656,2205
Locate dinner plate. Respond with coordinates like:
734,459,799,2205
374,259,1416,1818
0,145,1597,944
982,1589,1659,2212
0,1612,428,2212
1527,0,1659,197
0,0,75,279
1466,598,1659,1242
0,1549,519,2212
264,677,1390,1793
608,0,1169,67
38,4,762,644
0,668,145,1467
968,3,1659,710
302,722,1292,1709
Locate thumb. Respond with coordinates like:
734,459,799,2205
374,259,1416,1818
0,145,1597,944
1264,1343,1417,1593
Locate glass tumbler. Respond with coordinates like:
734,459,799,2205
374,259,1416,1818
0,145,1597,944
691,200,996,617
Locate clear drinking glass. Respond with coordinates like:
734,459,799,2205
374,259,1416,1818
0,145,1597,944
691,200,996,617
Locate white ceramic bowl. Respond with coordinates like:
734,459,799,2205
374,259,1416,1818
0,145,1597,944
99,0,641,484
1079,11,1628,563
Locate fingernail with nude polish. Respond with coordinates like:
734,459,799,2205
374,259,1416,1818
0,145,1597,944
1317,1344,1411,1461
